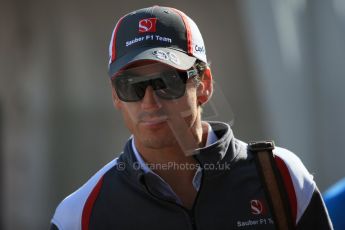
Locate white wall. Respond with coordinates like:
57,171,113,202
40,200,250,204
239,0,345,190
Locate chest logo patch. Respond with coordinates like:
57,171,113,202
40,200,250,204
250,199,264,215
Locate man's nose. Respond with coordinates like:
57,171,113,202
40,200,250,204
141,86,161,110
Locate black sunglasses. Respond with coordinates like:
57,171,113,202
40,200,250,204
113,66,198,102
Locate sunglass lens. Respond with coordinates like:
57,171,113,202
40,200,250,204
153,71,187,99
114,68,190,101
115,77,147,102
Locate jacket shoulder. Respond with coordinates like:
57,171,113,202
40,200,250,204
272,147,316,223
51,158,118,230
240,139,316,224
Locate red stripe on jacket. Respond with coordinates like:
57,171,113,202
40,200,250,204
82,176,104,230
275,156,298,225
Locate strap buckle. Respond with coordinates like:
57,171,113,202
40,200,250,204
248,140,275,151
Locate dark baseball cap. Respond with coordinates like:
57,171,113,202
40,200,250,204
108,6,207,78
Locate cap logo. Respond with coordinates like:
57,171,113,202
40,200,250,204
139,18,157,33
152,50,180,65
168,52,180,65
153,50,168,60
195,45,205,53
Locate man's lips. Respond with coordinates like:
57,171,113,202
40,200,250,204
140,116,168,125
138,110,168,126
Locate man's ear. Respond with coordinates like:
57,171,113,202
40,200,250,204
110,80,122,110
197,67,213,106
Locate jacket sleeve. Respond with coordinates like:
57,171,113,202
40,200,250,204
296,187,333,229
273,147,333,229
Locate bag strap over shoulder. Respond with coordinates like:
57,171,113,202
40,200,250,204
248,141,295,230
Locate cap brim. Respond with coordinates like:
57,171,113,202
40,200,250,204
108,47,197,78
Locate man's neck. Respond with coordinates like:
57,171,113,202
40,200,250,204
133,122,209,209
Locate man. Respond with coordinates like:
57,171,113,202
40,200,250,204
50,6,332,230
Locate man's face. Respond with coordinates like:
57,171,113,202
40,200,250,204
111,61,212,153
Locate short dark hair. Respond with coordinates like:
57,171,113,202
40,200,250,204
195,60,208,75
193,60,209,86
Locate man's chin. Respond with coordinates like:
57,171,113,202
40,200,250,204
138,134,177,150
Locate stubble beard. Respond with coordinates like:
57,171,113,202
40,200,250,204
136,126,179,150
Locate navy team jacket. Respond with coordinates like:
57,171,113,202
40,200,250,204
50,121,333,230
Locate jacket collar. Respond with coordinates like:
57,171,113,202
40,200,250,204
118,121,237,183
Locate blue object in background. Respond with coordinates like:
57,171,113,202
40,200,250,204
324,178,345,230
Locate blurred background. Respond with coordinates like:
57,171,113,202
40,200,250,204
1,0,345,229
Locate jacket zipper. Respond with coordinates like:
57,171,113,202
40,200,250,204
142,173,204,230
